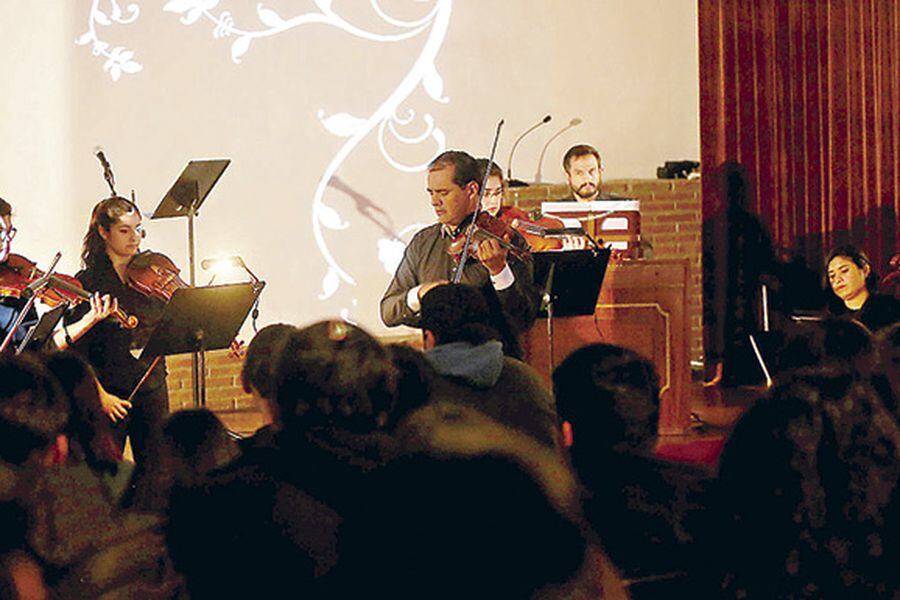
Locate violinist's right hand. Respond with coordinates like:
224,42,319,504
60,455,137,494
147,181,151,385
98,382,132,423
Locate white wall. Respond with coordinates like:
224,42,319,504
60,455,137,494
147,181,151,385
3,0,698,336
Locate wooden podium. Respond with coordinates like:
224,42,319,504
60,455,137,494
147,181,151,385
523,258,691,435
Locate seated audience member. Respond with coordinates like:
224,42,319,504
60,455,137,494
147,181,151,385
238,323,297,450
826,244,900,332
552,344,713,597
712,372,900,598
776,317,875,378
419,283,559,447
43,350,133,504
873,323,899,422
1,353,183,598
167,320,400,598
337,401,626,600
163,410,241,487
381,342,436,430
134,409,242,514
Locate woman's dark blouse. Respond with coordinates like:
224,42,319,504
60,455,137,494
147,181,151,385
66,253,167,397
828,292,900,333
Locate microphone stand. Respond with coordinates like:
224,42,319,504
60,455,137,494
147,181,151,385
541,261,556,381
453,119,505,284
506,115,551,187
534,118,582,183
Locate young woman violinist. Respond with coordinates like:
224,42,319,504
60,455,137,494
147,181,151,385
825,244,900,333
67,196,169,468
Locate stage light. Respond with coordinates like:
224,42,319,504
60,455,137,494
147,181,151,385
201,255,263,291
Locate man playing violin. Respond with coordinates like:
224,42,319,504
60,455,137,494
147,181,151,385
380,150,538,335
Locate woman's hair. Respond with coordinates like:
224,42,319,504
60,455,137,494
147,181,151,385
826,244,878,292
81,196,141,268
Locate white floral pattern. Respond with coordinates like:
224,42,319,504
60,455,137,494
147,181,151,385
76,0,143,82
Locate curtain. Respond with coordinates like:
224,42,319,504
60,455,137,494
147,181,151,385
699,0,898,275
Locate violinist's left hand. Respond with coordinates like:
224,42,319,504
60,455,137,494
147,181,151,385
476,239,508,276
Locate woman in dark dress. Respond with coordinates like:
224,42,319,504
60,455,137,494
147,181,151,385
825,245,900,333
67,196,169,469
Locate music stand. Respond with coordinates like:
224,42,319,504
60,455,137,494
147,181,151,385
17,305,66,354
152,158,231,406
532,249,611,380
138,283,261,407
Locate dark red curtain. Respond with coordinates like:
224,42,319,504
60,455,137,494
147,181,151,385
699,0,899,274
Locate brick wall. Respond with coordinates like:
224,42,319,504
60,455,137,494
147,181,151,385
166,351,263,434
168,180,703,431
509,178,703,365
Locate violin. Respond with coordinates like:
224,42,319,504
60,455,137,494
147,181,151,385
496,206,566,252
125,250,189,302
0,253,139,328
447,212,531,263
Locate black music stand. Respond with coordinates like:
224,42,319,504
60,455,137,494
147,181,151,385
138,283,261,407
533,249,611,380
152,158,231,406
17,305,66,354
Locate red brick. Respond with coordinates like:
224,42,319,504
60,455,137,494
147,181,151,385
234,394,259,411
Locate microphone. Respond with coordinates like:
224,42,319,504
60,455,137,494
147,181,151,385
534,117,583,183
506,115,551,187
94,146,116,195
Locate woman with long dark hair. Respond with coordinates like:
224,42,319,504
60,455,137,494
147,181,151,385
825,245,899,333
66,196,169,470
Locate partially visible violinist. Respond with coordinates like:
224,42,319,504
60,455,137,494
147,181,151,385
477,158,586,252
1,197,118,350
380,150,539,336
0,197,37,345
66,196,169,469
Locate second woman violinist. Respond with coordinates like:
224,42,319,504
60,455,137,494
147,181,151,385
477,159,586,252
67,195,169,470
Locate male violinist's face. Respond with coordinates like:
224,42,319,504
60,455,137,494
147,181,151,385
0,214,13,263
100,212,143,260
482,175,505,217
426,165,479,228
566,154,601,201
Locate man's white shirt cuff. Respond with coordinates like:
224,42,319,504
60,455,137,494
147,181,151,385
406,286,422,312
491,265,515,291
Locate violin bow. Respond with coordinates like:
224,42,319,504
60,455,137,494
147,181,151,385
452,119,504,284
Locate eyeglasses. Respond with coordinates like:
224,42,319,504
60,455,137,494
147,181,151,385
0,226,16,241
484,187,505,199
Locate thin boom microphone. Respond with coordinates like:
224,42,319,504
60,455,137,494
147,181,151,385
506,114,551,186
535,118,582,183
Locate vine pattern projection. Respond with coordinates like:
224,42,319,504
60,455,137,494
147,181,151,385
76,0,453,319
